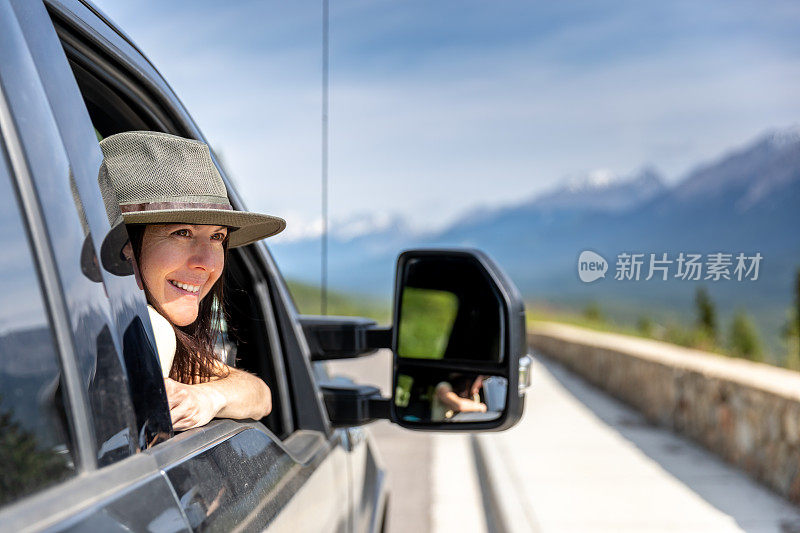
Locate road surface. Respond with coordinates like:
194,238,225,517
327,350,800,532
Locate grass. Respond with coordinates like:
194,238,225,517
283,280,800,371
526,302,795,366
285,279,391,323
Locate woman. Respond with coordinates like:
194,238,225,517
431,373,487,421
99,130,286,431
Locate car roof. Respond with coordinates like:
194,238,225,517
50,0,159,77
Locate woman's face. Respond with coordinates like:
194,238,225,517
139,223,227,326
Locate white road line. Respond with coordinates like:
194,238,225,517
432,433,488,533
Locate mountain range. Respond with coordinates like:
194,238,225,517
270,127,800,348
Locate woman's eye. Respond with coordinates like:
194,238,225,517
211,232,227,242
172,229,190,237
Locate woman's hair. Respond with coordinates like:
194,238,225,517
447,373,474,398
126,224,230,384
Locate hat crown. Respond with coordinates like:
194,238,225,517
99,131,230,206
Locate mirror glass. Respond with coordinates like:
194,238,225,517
397,256,503,363
394,365,507,423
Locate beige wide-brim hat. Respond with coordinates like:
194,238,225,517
99,131,286,249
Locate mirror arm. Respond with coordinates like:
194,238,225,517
366,326,392,350
321,383,391,427
367,396,391,419
300,315,392,361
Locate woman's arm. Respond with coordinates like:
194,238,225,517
435,383,487,414
165,366,272,430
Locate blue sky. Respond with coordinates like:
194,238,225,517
92,0,800,239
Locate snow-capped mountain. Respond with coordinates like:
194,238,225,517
661,127,800,213
529,167,665,213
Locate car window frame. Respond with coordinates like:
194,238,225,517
44,0,333,437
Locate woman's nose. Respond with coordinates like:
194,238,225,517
187,241,221,271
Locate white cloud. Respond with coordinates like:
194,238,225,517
92,0,800,233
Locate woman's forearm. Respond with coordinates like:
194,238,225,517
165,367,272,430
199,367,272,420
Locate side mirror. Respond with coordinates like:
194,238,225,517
390,249,529,431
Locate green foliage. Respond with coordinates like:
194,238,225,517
637,316,654,337
795,267,800,361
728,309,764,361
395,374,414,407
583,301,605,323
285,279,390,323
397,288,459,359
0,399,71,507
526,306,646,338
694,287,717,341
662,322,718,352
781,307,800,369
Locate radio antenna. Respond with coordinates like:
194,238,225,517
321,0,329,315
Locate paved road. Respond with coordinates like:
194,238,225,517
481,354,800,532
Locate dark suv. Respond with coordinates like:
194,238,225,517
0,1,529,531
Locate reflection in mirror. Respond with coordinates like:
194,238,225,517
398,287,458,359
394,366,507,424
397,256,503,363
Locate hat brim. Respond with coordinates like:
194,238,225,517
121,208,286,248
100,221,134,277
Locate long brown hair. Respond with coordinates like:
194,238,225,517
126,224,230,384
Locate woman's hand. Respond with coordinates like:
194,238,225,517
164,378,226,431
437,387,488,414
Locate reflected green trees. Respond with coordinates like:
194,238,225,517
397,288,459,359
0,396,71,507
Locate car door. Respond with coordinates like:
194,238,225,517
0,2,188,530
14,0,353,530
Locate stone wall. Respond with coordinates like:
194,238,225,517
529,322,800,503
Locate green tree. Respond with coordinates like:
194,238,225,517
637,316,654,337
795,268,800,360
781,309,799,369
583,301,605,323
728,309,764,362
695,287,717,341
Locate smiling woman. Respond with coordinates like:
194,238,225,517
125,223,228,384
99,131,287,430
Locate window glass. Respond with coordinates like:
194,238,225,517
0,157,74,508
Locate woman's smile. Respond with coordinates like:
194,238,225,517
139,223,227,326
168,279,203,294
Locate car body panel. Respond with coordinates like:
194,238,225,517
155,423,347,532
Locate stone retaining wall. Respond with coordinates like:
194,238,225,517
529,322,800,504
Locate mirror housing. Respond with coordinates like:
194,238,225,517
391,249,528,431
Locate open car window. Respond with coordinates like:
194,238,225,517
51,12,293,439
